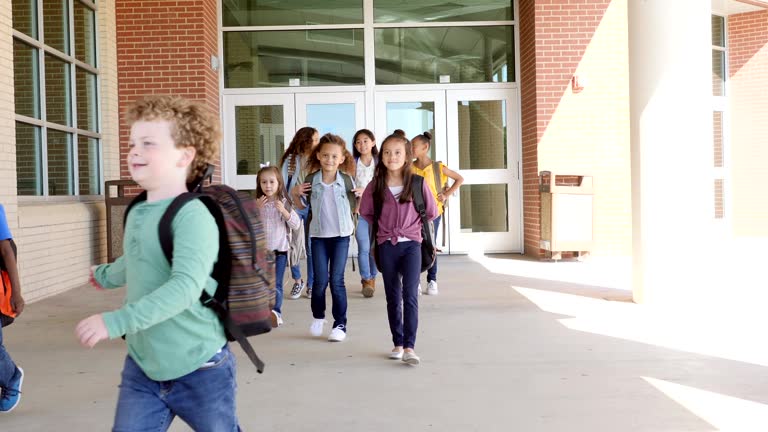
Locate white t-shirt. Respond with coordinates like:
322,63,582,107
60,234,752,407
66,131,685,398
387,185,411,243
316,181,341,238
356,157,376,190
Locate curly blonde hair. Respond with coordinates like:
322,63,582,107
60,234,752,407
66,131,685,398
125,95,221,181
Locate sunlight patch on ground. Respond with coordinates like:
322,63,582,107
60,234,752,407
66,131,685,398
644,377,768,432
514,286,768,368
470,253,631,291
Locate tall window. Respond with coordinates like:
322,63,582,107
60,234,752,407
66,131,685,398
712,15,726,220
12,0,101,196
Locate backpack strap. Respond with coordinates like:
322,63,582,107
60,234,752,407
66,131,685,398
411,176,429,226
431,161,444,195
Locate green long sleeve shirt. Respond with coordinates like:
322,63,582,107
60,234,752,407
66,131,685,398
96,197,225,381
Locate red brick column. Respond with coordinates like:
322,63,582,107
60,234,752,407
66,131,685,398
518,0,612,258
116,0,220,181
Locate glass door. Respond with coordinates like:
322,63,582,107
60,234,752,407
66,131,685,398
296,92,366,153
222,94,295,190
445,89,522,253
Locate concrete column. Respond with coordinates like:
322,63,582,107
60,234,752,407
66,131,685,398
628,1,714,304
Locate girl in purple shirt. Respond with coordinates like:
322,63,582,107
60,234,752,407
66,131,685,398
359,133,437,365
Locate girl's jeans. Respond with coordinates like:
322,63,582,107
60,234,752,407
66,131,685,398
378,241,421,349
354,217,378,281
113,346,240,432
310,236,350,329
273,251,287,314
289,209,312,287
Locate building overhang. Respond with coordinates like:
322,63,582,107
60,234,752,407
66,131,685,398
713,0,768,15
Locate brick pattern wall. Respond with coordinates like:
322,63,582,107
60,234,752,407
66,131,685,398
519,0,631,257
116,0,221,183
728,10,768,235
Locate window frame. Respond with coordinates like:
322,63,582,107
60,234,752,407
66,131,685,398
12,0,102,199
219,0,517,91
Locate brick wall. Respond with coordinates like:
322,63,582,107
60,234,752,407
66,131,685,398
728,10,768,236
519,0,631,257
116,0,221,182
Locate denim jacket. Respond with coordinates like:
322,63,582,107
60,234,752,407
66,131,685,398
307,171,355,238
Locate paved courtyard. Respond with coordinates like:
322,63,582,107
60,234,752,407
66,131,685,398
1,253,767,431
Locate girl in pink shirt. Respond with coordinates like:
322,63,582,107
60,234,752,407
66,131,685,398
359,133,437,365
255,165,300,328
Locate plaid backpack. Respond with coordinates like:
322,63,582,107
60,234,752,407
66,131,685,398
124,165,275,373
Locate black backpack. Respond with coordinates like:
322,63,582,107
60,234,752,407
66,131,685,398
372,175,436,273
124,165,275,373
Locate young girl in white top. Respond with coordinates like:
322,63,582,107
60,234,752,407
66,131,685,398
352,129,379,298
255,165,301,328
292,133,357,342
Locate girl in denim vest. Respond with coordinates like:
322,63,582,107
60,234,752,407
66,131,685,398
352,129,379,298
291,133,356,342
359,133,437,365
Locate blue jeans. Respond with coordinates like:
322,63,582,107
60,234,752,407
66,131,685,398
0,325,17,389
354,217,378,281
427,215,441,282
113,346,240,432
274,251,287,314
311,236,350,329
289,209,312,286
377,241,421,349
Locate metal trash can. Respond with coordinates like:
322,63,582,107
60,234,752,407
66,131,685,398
539,171,593,260
105,180,138,262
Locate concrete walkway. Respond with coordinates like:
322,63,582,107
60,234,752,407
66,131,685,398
1,254,767,431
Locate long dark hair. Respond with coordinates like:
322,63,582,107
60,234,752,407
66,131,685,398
373,133,415,205
352,129,379,159
279,127,317,171
305,133,356,175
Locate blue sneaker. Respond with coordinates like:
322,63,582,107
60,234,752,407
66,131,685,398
0,366,24,413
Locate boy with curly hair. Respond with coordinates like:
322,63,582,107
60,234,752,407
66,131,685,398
75,95,241,431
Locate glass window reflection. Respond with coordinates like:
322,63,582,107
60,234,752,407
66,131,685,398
375,26,513,84
225,30,365,88
457,100,506,170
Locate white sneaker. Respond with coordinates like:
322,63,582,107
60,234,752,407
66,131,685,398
417,283,423,296
270,310,283,328
328,325,347,342
402,351,421,365
426,280,438,296
309,318,326,337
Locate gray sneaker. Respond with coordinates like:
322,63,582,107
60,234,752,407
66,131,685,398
289,280,304,300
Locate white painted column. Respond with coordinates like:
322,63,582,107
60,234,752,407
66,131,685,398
628,1,714,304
